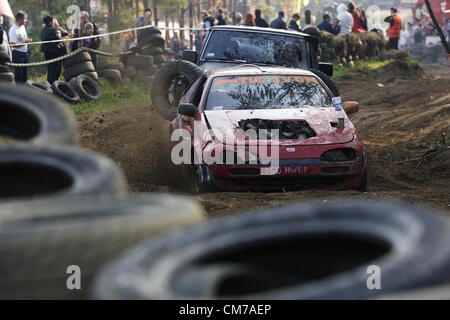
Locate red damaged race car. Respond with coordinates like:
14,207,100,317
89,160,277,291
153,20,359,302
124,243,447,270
171,66,367,193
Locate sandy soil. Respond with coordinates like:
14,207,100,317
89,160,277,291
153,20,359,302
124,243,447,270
78,60,450,217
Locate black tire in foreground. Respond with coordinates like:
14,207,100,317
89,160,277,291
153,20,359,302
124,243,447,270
92,201,450,300
0,83,77,145
0,144,127,201
151,60,204,121
69,74,101,101
0,194,205,299
51,80,80,104
311,68,340,97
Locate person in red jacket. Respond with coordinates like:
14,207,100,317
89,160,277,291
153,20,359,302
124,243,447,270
384,7,402,50
348,2,366,33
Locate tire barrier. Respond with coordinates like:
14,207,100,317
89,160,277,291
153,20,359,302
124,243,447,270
0,194,205,299
25,80,53,94
51,80,80,104
97,69,122,85
151,60,204,121
0,83,77,145
69,74,102,101
0,144,127,201
92,201,450,300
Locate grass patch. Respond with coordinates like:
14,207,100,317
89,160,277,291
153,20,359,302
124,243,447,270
333,58,394,78
71,79,150,116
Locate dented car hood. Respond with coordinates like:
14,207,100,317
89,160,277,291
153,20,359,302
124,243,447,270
203,108,355,146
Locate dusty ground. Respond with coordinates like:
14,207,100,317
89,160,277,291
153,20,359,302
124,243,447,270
78,60,450,217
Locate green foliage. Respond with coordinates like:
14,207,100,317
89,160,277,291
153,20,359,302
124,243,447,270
71,79,150,115
333,58,395,78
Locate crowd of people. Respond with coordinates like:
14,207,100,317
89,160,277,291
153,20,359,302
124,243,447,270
1,2,448,83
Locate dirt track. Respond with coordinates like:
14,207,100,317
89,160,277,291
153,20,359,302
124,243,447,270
78,60,450,216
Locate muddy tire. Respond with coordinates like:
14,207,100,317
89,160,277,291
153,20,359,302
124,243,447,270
127,54,154,67
69,74,101,101
152,54,167,65
0,144,126,201
84,71,99,81
0,83,77,145
151,60,204,121
97,69,122,84
137,26,162,46
63,61,96,81
354,167,368,192
0,194,204,299
93,201,450,300
99,62,124,73
138,32,165,48
0,72,14,82
312,69,340,97
141,46,164,56
63,51,92,69
25,80,53,94
51,80,80,104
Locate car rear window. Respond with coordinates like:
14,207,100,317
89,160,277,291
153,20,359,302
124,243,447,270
201,30,308,68
205,75,332,111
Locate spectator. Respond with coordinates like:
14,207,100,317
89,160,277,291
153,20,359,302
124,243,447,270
270,11,287,30
255,9,269,28
413,22,424,44
0,15,11,62
446,18,450,40
169,32,182,56
399,22,414,50
201,11,215,29
41,16,67,84
337,3,353,35
384,7,401,50
360,9,368,31
244,13,255,27
136,8,152,27
216,8,226,25
348,3,365,33
289,13,301,31
318,14,340,35
234,12,243,25
71,11,101,67
8,11,32,83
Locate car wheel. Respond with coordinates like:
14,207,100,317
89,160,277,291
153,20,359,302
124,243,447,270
354,167,368,192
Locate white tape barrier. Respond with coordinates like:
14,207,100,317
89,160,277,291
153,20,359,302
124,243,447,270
9,24,207,47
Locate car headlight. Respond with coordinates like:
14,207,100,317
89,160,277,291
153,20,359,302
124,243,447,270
321,148,356,162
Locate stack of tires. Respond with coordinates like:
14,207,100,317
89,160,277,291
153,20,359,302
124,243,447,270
0,83,205,299
63,51,98,82
97,62,125,85
0,47,14,83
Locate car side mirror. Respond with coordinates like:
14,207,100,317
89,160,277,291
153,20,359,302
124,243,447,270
182,50,199,64
178,103,197,118
343,101,359,115
318,62,333,77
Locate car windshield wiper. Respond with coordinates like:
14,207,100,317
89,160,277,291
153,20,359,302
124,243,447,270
202,58,248,63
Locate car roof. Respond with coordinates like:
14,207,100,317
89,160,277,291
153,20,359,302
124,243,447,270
206,65,317,78
209,25,316,40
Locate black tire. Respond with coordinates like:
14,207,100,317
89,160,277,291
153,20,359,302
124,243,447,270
63,51,92,69
51,80,80,104
127,54,154,67
0,144,126,201
0,64,11,73
98,69,122,84
84,71,99,81
141,45,164,56
25,80,53,94
0,83,77,145
0,72,14,82
152,54,167,65
93,201,450,300
138,33,165,48
98,62,124,73
354,167,368,192
69,75,102,101
63,61,96,81
137,26,162,45
311,68,340,97
151,60,204,121
124,66,137,79
0,194,204,299
0,47,10,63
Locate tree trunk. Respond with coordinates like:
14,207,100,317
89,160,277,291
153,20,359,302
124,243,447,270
179,7,186,40
153,0,159,26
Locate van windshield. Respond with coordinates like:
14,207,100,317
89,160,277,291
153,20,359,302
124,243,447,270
205,75,332,111
200,30,308,68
